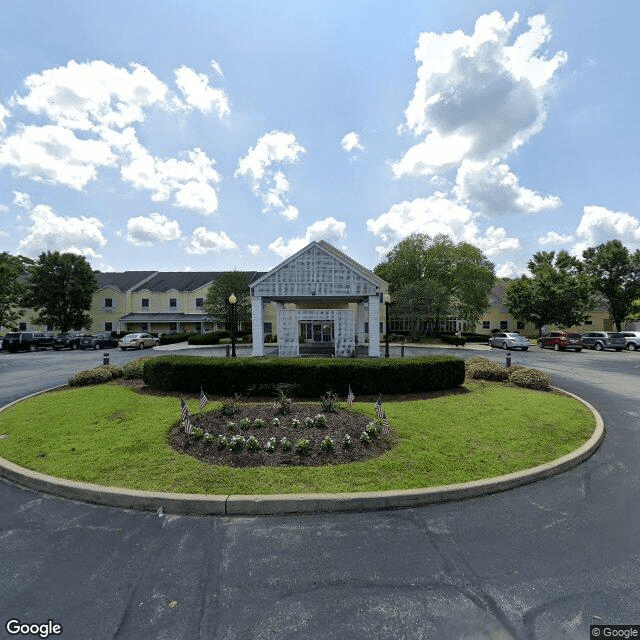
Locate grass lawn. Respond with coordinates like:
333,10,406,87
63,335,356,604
0,380,595,495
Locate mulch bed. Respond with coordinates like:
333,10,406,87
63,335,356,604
167,399,396,468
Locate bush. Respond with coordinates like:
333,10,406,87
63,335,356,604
187,333,220,345
122,357,151,380
68,364,124,387
465,357,509,381
158,332,196,346
508,367,550,391
440,334,466,346
142,355,466,398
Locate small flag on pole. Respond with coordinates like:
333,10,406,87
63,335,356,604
373,394,389,435
199,386,208,411
347,386,354,406
180,396,192,435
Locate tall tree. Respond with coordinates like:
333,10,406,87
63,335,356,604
582,239,640,331
374,233,496,333
0,252,31,329
203,271,252,330
504,250,596,334
23,251,97,332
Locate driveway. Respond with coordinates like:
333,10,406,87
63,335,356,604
1,345,639,639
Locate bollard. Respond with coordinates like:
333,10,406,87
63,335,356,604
103,351,109,366
505,352,511,368
226,344,230,358
401,341,405,358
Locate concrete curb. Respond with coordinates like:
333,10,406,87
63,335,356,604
0,386,604,516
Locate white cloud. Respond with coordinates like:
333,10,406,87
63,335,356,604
13,191,32,209
174,65,230,118
268,217,347,258
0,124,116,190
341,132,364,152
126,213,182,246
12,60,168,132
117,128,220,214
235,130,306,219
185,226,237,254
571,205,640,255
394,11,566,177
247,244,261,255
454,159,561,215
538,230,574,246
495,261,525,278
366,192,519,259
210,60,224,77
0,102,9,133
17,203,107,257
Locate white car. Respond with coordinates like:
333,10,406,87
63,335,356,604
619,331,640,351
488,332,530,351
118,333,159,350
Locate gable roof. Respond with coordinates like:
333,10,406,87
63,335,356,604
95,271,157,292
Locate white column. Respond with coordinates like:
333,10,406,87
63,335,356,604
357,301,365,346
251,296,264,356
368,294,381,357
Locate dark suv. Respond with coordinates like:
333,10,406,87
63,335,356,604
53,331,85,350
2,331,55,352
580,331,626,351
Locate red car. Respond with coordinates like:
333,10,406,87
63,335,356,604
537,331,582,352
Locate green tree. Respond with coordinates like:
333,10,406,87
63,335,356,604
582,239,640,331
23,251,97,332
504,250,596,334
203,271,252,330
0,252,31,329
374,233,496,333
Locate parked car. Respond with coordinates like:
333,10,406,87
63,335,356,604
488,332,530,351
118,333,159,350
619,331,640,351
53,331,85,350
79,333,119,350
580,331,626,351
537,332,582,352
1,331,55,352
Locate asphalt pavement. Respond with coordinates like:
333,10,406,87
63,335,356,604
1,343,639,639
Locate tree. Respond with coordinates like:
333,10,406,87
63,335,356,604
23,251,97,332
203,271,252,330
374,233,496,333
504,250,596,334
582,239,640,331
0,252,31,330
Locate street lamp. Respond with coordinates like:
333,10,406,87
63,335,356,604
228,292,237,357
384,292,391,358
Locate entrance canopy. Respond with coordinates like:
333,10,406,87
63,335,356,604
250,241,388,357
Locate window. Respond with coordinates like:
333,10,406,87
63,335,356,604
104,298,112,308
19,322,27,330
364,322,369,333
141,298,149,308
584,319,593,325
195,297,204,308
169,298,177,308
263,322,272,334
104,322,112,331
140,323,148,331
500,320,508,330
482,321,490,330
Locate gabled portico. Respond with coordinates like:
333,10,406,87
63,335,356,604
250,241,388,357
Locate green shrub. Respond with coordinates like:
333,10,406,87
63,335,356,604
68,364,123,387
142,355,466,398
121,357,151,380
158,332,196,345
440,334,466,346
465,358,509,381
508,367,549,391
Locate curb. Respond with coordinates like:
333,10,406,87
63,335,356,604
0,386,604,516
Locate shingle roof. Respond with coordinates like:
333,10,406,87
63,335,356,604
95,271,157,292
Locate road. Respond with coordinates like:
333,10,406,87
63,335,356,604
1,344,639,639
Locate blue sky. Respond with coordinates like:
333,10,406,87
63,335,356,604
1,0,639,277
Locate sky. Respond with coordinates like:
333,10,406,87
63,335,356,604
0,0,639,277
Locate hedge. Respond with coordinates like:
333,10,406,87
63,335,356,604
158,332,197,345
142,355,465,398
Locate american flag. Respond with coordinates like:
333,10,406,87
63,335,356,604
199,386,208,411
373,394,389,435
180,396,192,435
347,386,354,406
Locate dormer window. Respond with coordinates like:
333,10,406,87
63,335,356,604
141,298,149,308
169,298,177,308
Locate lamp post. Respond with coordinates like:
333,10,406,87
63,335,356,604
228,292,237,357
384,292,391,358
